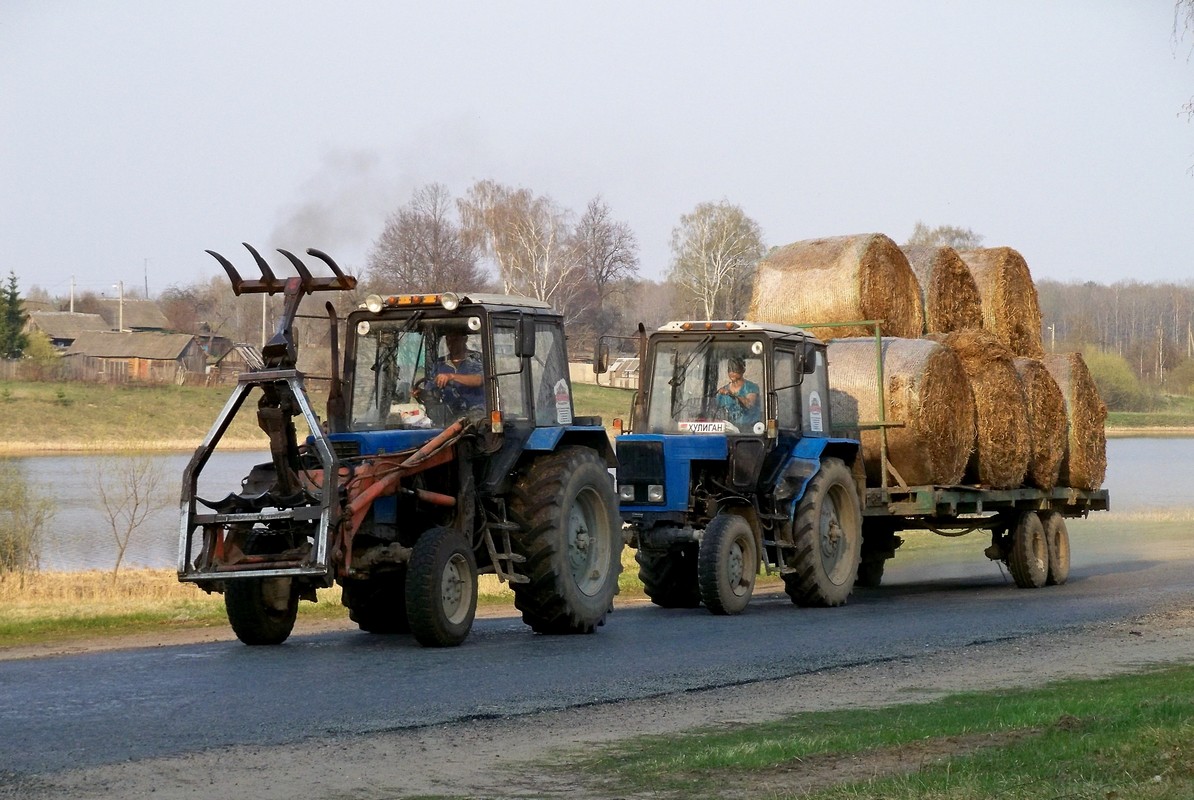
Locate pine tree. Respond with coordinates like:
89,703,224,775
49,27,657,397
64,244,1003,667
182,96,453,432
0,272,28,359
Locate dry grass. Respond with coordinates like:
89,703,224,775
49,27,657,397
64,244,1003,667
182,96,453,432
1013,357,1066,490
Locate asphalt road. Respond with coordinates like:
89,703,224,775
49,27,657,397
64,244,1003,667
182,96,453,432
2,521,1192,778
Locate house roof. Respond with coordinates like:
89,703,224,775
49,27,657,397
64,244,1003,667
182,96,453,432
26,311,110,339
65,331,197,360
93,298,171,330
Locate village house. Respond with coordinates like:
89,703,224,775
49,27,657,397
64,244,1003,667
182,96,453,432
64,330,207,383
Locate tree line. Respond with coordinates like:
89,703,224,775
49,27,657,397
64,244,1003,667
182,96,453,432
14,196,1194,407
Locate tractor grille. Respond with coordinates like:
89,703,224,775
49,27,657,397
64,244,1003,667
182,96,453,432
616,440,664,484
332,440,360,461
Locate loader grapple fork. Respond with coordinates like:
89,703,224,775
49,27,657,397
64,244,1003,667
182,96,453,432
178,246,357,586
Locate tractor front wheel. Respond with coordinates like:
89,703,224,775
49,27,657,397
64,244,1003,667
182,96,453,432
697,513,758,615
783,458,862,607
637,545,701,608
223,531,300,645
342,570,410,634
405,526,477,647
510,447,622,634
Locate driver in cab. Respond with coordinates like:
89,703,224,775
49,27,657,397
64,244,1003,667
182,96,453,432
416,331,485,414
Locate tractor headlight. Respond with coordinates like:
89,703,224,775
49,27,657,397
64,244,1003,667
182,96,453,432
441,292,461,311
364,294,384,313
647,484,665,503
618,484,635,501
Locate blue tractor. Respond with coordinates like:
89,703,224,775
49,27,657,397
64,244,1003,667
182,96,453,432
179,246,621,647
609,321,864,614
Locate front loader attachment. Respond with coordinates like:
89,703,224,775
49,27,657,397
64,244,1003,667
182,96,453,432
178,246,355,590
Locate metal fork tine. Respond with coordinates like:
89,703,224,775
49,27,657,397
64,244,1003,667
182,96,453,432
205,250,245,296
277,249,314,286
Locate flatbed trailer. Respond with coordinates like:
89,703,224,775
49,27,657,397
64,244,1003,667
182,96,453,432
851,482,1110,589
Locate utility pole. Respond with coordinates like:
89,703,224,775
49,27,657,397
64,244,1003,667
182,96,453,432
112,281,124,331
70,276,75,313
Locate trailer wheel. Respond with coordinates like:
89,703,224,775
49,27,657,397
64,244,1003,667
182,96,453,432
636,545,701,608
405,526,477,647
1039,511,1070,586
342,570,410,634
224,531,299,646
1008,511,1048,589
510,447,622,634
783,458,862,607
698,513,758,615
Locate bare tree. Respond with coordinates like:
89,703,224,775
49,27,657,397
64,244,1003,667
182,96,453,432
904,221,984,250
570,197,640,344
367,183,488,293
668,200,765,319
0,463,53,585
93,455,166,582
458,180,586,320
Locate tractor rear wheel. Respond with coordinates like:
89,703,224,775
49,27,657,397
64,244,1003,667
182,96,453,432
342,570,410,634
697,513,758,615
783,458,862,607
223,531,299,645
636,545,701,608
405,526,477,647
510,447,622,634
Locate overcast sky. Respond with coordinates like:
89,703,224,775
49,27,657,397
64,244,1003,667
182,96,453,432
3,1,1192,301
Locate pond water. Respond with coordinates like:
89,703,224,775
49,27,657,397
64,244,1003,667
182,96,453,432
2,437,1188,572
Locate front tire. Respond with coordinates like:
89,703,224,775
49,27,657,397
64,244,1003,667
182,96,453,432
342,570,410,634
405,527,477,647
698,513,758,615
510,447,622,634
637,545,701,608
783,458,862,607
1039,511,1070,586
1008,511,1048,588
224,531,300,645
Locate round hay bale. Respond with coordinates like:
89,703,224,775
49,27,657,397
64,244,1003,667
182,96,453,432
956,247,1044,358
901,245,983,334
1013,357,1066,490
1043,353,1107,490
931,329,1030,489
749,233,925,340
827,337,974,487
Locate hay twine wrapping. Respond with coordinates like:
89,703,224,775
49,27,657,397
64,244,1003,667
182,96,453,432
827,337,974,487
1012,357,1066,490
931,330,1030,489
902,245,983,334
749,233,925,340
956,247,1044,358
1043,353,1108,491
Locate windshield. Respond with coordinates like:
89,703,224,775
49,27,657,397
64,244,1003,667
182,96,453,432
645,340,766,435
349,316,486,430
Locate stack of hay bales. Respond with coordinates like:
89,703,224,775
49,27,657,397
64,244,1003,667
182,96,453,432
827,337,974,487
748,233,924,340
748,232,1107,491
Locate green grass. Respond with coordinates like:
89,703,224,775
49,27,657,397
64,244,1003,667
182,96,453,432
1108,394,1194,429
572,382,636,426
572,665,1194,799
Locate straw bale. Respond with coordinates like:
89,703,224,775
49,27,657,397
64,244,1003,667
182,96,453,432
902,245,983,334
932,329,1030,489
827,337,974,487
1043,353,1107,490
1013,357,1066,490
749,233,925,340
956,247,1044,357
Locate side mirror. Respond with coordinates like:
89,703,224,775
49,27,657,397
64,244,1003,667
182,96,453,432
514,314,536,358
802,344,818,374
593,340,609,374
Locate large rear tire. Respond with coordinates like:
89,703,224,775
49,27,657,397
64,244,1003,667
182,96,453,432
510,447,622,634
1008,511,1048,588
783,458,862,607
636,545,701,608
698,513,758,615
1039,511,1070,586
405,526,477,647
342,570,410,634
